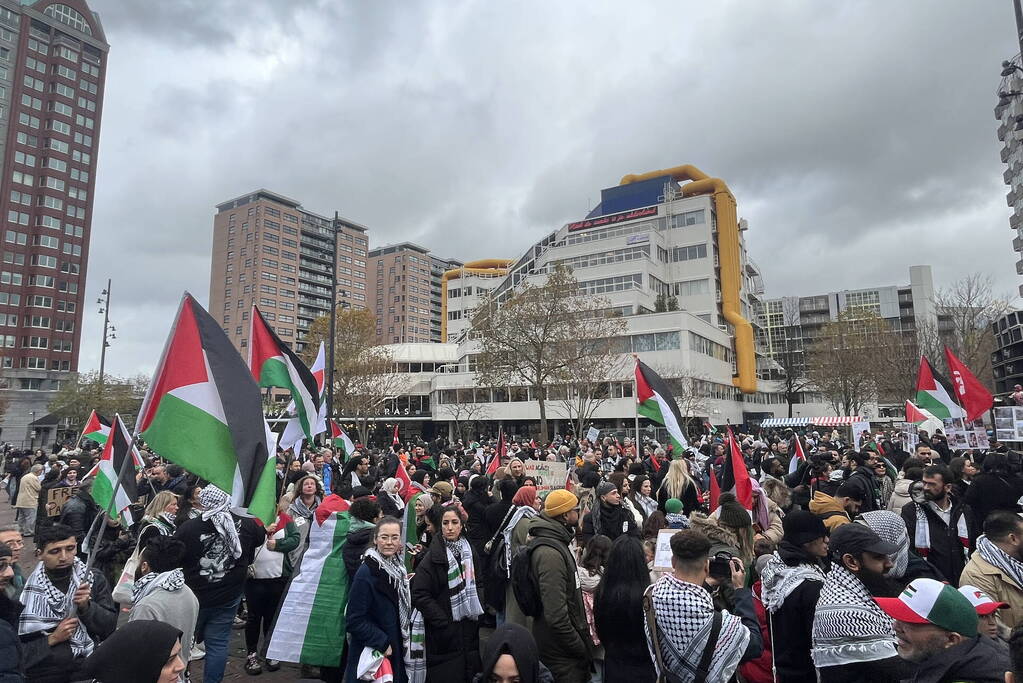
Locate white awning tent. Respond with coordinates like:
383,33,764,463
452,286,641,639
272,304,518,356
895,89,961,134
760,416,862,428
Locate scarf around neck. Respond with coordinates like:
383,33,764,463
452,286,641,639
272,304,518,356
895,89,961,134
634,492,658,519
444,537,483,621
645,575,750,683
199,485,242,559
503,505,538,577
288,494,320,520
131,568,186,604
812,564,897,668
857,511,909,579
761,549,826,613
977,535,1023,590
364,548,412,662
912,500,969,559
19,558,94,657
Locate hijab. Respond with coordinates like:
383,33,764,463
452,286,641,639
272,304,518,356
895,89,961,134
479,623,545,683
79,619,181,683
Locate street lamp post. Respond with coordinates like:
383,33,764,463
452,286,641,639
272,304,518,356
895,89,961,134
96,279,115,386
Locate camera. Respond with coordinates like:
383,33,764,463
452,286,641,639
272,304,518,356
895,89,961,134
708,551,734,580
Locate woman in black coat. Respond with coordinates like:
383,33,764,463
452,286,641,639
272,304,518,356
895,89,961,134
964,453,1023,525
461,475,493,557
411,505,484,681
594,535,655,683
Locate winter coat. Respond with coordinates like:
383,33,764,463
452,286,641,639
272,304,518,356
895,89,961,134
377,493,403,520
528,514,593,683
59,491,98,546
655,479,700,515
887,477,915,512
462,489,493,541
738,581,773,683
844,466,880,512
342,521,376,583
344,556,407,683
13,472,38,509
579,501,640,546
410,535,483,681
809,491,851,532
901,496,975,586
965,472,1023,526
129,576,199,659
960,551,1023,629
755,498,784,545
0,593,23,683
593,581,656,683
903,634,1008,682
764,542,825,683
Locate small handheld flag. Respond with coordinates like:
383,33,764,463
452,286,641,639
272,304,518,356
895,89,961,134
81,410,111,445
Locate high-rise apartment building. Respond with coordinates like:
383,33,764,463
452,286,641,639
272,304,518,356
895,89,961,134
210,189,369,355
0,1,108,447
997,54,1023,296
368,242,460,344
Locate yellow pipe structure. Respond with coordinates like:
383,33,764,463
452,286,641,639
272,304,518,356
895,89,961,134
440,259,513,341
619,165,757,394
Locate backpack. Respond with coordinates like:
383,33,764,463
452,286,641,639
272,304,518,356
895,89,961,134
510,536,575,618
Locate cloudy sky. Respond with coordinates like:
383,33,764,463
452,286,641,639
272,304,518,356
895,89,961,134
81,0,1018,376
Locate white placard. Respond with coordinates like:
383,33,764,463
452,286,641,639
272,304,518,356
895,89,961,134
654,528,676,571
852,421,871,450
521,460,568,493
586,426,600,443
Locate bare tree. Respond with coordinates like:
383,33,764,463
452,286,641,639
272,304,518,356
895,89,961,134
301,309,407,447
553,353,628,439
446,399,491,444
472,266,627,443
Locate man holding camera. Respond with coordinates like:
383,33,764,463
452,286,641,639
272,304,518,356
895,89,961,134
643,529,762,682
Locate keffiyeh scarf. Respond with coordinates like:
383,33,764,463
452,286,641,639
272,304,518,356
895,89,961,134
645,575,750,683
288,494,320,521
912,501,969,560
634,492,658,519
199,485,242,559
444,537,483,621
977,534,1023,590
364,548,412,664
19,558,95,657
502,505,538,577
811,564,897,668
143,513,176,537
131,568,186,604
407,609,426,683
760,551,825,613
857,511,909,579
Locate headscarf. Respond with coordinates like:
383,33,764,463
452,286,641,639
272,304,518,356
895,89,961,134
80,619,182,683
480,623,546,683
199,485,241,559
381,477,405,511
856,510,909,579
511,485,537,508
749,479,772,532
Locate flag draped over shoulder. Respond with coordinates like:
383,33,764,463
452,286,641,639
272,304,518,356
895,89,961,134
267,495,352,666
636,359,689,453
249,306,321,443
81,410,111,445
137,293,278,523
915,356,965,420
944,346,993,422
90,414,139,524
281,341,327,452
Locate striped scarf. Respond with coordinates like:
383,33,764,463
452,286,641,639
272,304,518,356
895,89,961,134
444,537,483,621
812,564,897,668
363,548,411,654
912,501,969,559
977,535,1023,591
644,575,750,682
19,559,94,657
407,609,426,683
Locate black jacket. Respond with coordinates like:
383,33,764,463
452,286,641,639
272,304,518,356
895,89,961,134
174,514,263,609
655,480,701,515
59,491,98,547
342,524,375,582
462,489,493,541
579,501,640,546
901,496,975,585
845,466,880,512
964,472,1023,525
767,542,825,682
410,536,483,681
0,593,23,683
906,634,1008,682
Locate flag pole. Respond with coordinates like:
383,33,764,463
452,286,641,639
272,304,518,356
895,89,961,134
633,354,641,448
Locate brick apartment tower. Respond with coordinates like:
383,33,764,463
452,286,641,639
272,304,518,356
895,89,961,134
209,190,369,356
0,1,108,447
367,242,460,345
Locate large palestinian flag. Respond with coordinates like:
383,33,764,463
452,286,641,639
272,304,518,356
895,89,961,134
915,356,966,420
281,341,327,452
267,495,352,666
81,410,111,445
636,359,689,453
90,414,140,524
249,306,321,443
137,293,278,523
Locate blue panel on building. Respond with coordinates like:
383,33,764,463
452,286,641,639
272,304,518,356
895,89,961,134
597,175,675,215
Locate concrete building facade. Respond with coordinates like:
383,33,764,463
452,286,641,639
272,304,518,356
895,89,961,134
368,241,460,345
0,1,108,447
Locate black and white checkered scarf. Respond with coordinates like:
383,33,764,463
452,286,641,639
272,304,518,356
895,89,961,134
857,511,909,580
760,551,825,613
811,564,897,668
644,575,750,682
18,558,94,657
131,568,186,605
977,534,1023,591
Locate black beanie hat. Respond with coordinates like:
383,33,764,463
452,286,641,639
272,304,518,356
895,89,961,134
782,509,828,546
716,493,752,529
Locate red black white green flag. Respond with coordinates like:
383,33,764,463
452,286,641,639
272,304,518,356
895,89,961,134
788,434,806,475
915,356,966,420
137,294,279,523
635,359,689,453
280,341,327,452
81,410,111,445
90,413,140,525
249,306,321,443
329,419,355,459
720,426,753,509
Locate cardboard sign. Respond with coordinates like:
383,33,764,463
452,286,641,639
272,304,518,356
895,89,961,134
654,528,676,571
46,485,77,516
852,421,871,450
521,460,568,493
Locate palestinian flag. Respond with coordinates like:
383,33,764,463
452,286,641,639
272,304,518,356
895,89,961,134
249,306,321,443
280,341,327,452
720,427,753,509
330,420,355,460
787,434,806,475
905,400,938,424
486,431,505,475
636,359,689,453
81,410,111,445
708,462,721,511
944,346,993,422
916,356,966,420
137,293,278,523
90,414,140,524
267,495,352,666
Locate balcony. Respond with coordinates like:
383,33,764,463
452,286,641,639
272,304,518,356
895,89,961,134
1016,258,1023,275
1012,212,1022,229
1010,190,1019,207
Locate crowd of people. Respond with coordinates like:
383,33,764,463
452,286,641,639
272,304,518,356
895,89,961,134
4,426,1023,682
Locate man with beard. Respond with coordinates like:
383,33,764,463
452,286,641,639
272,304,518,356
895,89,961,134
844,451,882,513
901,463,976,586
960,511,1023,629
812,523,913,682
810,481,862,532
761,511,829,683
875,577,1008,681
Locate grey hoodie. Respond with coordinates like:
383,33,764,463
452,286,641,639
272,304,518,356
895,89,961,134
129,572,199,659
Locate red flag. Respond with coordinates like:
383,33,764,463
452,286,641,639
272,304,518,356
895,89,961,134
722,427,753,509
708,463,721,512
905,400,933,423
392,423,399,446
944,346,994,422
486,431,505,475
395,460,415,502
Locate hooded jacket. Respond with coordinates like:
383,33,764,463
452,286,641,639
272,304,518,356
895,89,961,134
528,514,592,682
128,572,199,661
887,477,915,513
809,491,851,532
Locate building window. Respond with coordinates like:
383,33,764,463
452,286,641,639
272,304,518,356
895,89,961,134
44,4,93,36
